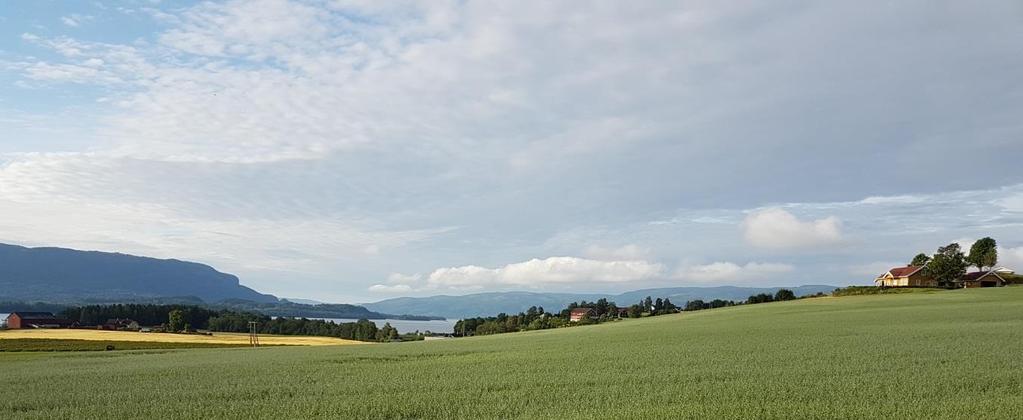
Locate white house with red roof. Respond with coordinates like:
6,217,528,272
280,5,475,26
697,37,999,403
875,265,936,287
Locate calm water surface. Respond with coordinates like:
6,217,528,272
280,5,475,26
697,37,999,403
318,318,456,334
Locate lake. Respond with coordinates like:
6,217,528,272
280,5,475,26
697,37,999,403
317,318,456,334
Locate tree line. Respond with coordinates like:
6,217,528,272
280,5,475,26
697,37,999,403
62,304,220,329
59,303,406,342
203,311,400,342
454,290,802,337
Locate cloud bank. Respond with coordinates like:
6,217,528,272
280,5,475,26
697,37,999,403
1,1,1022,300
674,262,795,283
743,208,843,249
372,257,666,293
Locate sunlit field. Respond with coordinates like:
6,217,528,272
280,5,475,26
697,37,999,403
0,329,366,347
2,287,1021,419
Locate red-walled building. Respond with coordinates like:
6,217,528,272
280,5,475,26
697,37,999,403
569,308,594,322
5,312,74,329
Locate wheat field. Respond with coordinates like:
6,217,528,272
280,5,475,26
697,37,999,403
2,287,1021,419
0,328,367,346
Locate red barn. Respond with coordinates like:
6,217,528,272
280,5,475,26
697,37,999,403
5,312,74,329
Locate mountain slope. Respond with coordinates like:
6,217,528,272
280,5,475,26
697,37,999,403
364,285,839,318
0,243,277,303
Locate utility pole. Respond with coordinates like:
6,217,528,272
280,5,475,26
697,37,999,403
248,321,260,347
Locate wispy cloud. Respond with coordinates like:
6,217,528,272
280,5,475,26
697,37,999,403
674,262,794,283
60,14,94,28
2,1,1022,300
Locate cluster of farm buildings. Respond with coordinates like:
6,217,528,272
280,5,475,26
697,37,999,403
3,312,139,330
568,307,630,322
875,266,1014,288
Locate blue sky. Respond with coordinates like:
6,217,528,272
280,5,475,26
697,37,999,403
1,1,1022,302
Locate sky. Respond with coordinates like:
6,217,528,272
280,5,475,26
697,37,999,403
1,0,1022,303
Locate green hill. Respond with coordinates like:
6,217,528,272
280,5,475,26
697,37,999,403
2,287,1021,419
0,243,277,303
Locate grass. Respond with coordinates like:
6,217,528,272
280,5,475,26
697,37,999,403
1,287,1022,419
831,285,945,296
0,328,368,346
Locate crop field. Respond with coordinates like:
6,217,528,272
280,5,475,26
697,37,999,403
0,328,366,347
1,287,1021,419
0,338,252,352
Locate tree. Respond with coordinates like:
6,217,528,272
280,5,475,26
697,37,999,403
662,298,677,313
376,322,399,341
167,309,185,332
774,289,796,301
925,243,968,288
966,237,998,272
910,253,931,266
684,300,706,311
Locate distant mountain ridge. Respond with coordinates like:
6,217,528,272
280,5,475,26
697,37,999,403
0,243,444,320
364,285,839,319
0,243,276,303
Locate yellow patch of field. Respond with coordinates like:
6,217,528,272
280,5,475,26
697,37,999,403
0,328,368,346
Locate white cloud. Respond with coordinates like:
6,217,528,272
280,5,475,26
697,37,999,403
386,272,422,284
743,208,843,249
582,244,650,261
368,284,413,293
4,1,1023,301
674,262,794,283
997,246,1023,271
60,14,94,27
368,273,425,294
952,237,976,254
415,257,665,290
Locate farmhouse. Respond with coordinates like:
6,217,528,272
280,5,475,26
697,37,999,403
958,270,1006,288
5,312,75,329
101,318,141,331
569,308,594,322
875,265,1010,288
875,266,936,287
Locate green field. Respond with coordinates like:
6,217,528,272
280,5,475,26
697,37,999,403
2,287,1021,419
